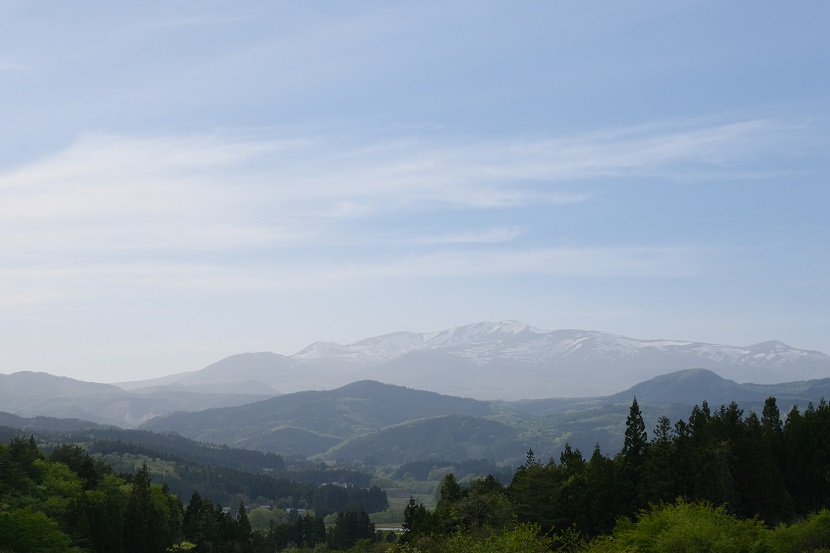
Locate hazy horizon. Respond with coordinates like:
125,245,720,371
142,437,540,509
2,2,829,383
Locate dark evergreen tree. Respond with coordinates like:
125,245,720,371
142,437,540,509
583,444,619,536
433,473,464,534
327,510,375,550
6,435,44,488
51,443,110,490
644,415,678,504
452,475,513,534
553,445,590,534
507,457,559,534
121,463,181,553
668,417,695,495
783,401,830,514
621,398,648,461
709,402,742,510
66,484,127,553
618,397,649,514
401,496,432,543
236,501,252,552
182,491,203,542
761,396,783,437
735,411,792,524
124,464,164,553
559,443,586,477
437,472,464,504
686,401,720,502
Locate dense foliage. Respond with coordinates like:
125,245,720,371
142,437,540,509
3,395,830,552
501,397,830,536
0,437,182,552
398,397,830,552
0,436,387,552
93,447,386,517
0,424,385,514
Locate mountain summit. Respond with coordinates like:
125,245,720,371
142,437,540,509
121,321,830,400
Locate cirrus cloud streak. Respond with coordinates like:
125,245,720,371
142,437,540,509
0,115,813,307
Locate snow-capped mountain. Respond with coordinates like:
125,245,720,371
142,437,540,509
121,321,830,400
293,320,546,366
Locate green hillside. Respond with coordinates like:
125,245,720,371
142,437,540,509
140,380,505,455
322,415,523,465
135,371,830,466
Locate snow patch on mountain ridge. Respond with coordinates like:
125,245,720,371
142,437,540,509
291,321,827,372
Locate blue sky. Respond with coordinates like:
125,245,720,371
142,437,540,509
1,1,828,383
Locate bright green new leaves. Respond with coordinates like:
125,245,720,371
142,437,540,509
584,501,764,553
0,508,73,553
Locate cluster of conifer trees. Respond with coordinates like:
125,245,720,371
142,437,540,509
181,491,385,551
507,396,830,535
400,396,830,552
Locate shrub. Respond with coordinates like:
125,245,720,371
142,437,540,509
582,500,764,553
763,509,830,553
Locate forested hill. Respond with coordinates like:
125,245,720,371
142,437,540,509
0,421,283,473
4,369,829,471
325,414,522,465
606,367,830,406
0,420,388,511
139,380,502,455
0,436,388,552
0,410,106,432
135,370,830,465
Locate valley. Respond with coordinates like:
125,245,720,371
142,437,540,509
2,323,829,551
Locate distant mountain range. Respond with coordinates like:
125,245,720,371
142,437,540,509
3,320,828,430
3,367,829,466
119,320,830,399
138,368,830,465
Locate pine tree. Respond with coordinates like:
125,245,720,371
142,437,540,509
559,443,586,477
583,444,619,536
236,501,252,552
124,464,160,553
761,396,784,467
618,398,648,515
622,397,648,461
644,415,678,504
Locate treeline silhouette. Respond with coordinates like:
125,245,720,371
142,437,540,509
400,396,830,552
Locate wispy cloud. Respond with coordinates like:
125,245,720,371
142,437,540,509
0,244,705,307
307,246,704,283
0,115,813,304
483,119,811,181
2,116,802,222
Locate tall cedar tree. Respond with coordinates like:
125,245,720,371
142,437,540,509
619,397,648,513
